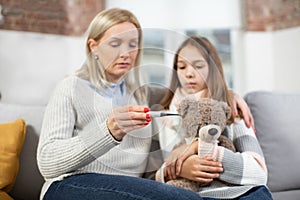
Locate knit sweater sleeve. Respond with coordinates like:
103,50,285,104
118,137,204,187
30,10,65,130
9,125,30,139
217,119,268,185
37,77,119,179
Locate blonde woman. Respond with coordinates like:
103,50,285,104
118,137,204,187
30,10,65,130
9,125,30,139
37,8,205,200
37,8,256,200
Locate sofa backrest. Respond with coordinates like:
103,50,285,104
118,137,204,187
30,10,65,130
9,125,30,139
0,103,45,200
245,91,300,198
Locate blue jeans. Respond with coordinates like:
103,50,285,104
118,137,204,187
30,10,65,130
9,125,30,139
203,185,273,200
43,173,202,200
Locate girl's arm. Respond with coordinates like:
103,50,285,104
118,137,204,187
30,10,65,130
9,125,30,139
216,119,267,185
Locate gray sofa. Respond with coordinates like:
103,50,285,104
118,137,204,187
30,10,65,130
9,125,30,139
0,90,300,200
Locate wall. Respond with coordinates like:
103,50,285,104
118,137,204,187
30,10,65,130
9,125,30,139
233,0,300,95
239,27,300,94
0,0,299,105
106,0,242,29
0,30,85,105
0,0,104,36
0,0,104,105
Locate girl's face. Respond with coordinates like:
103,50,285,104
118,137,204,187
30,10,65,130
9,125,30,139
176,45,209,94
89,22,139,83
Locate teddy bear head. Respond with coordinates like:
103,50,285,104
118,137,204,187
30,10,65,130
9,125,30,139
178,97,231,139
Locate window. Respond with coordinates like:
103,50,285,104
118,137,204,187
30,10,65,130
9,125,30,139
142,29,232,88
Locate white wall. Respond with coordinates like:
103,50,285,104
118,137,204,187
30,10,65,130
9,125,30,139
0,0,242,105
106,0,242,29
235,27,300,95
1,1,299,106
0,30,85,105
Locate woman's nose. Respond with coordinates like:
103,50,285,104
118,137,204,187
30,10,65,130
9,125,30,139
120,45,131,59
120,50,130,59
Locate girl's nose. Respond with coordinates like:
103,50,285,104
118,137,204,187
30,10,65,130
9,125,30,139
185,65,195,78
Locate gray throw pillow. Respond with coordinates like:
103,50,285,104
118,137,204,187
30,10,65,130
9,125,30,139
244,91,300,192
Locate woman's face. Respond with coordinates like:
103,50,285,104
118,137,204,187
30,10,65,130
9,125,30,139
176,45,209,94
90,22,139,83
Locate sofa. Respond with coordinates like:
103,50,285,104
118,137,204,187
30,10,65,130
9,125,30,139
0,89,300,200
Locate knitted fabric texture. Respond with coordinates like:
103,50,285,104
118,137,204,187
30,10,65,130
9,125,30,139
166,98,235,192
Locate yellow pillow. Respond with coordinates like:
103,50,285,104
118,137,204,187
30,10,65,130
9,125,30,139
0,190,13,200
0,119,26,197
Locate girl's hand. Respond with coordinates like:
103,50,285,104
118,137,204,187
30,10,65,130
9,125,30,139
231,90,255,130
179,155,223,183
107,105,150,141
164,141,198,179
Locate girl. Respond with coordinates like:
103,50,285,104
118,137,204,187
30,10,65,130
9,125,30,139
155,36,272,199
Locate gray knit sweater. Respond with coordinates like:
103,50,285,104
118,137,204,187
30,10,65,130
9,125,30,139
37,76,153,199
196,120,268,198
157,117,269,199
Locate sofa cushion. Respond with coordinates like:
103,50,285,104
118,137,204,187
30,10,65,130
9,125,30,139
0,119,26,198
244,91,300,192
0,103,45,200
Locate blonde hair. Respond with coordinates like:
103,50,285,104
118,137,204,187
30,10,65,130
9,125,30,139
75,8,146,104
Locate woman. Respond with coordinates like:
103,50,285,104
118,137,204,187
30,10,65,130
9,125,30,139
37,8,204,200
37,8,256,200
155,36,272,199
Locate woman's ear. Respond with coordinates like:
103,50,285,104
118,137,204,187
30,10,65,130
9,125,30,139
88,38,98,52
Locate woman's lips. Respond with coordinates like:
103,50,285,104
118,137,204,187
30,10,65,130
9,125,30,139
116,62,130,67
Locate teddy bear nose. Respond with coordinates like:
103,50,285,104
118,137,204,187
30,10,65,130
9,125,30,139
208,128,218,136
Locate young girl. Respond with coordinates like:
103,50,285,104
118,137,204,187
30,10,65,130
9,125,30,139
155,36,272,199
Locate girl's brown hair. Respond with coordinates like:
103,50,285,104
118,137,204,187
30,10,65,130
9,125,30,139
160,36,234,123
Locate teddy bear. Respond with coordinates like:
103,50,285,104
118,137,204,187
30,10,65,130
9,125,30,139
165,97,236,192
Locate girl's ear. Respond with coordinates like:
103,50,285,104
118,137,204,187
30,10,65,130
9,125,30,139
88,39,98,52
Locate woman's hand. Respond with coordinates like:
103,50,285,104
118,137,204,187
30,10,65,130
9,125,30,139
230,90,255,130
178,155,223,183
107,105,150,141
164,141,198,179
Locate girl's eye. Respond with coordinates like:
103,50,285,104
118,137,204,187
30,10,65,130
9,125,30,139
195,65,205,69
177,65,185,70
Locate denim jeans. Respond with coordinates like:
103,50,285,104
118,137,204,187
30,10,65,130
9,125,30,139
43,173,203,200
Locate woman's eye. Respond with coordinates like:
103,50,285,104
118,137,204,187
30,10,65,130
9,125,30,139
110,41,121,47
129,41,138,48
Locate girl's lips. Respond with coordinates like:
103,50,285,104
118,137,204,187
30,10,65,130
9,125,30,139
186,82,196,87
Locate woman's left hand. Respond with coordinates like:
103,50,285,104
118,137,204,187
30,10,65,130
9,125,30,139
231,90,255,130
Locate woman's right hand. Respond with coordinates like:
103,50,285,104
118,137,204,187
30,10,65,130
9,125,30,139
107,105,151,141
178,155,223,183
